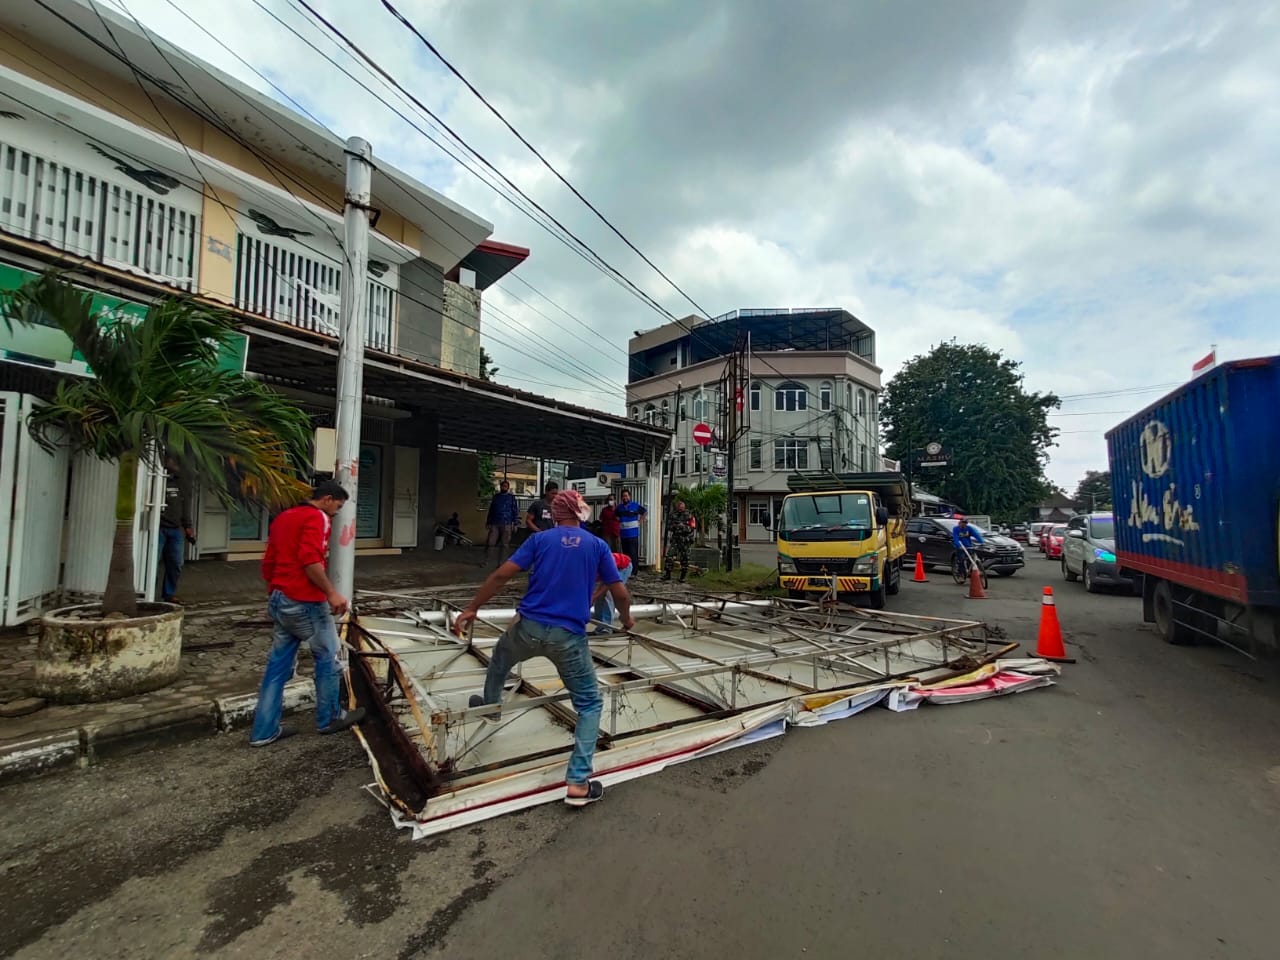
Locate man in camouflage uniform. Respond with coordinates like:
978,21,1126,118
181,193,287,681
663,499,696,582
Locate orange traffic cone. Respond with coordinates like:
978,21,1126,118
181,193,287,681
912,552,928,583
1034,586,1075,663
966,565,987,599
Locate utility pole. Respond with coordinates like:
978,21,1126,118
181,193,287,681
722,333,749,572
328,137,374,603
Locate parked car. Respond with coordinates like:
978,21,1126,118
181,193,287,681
906,517,1025,577
1043,524,1067,559
1009,523,1030,544
1029,522,1052,551
1061,512,1137,593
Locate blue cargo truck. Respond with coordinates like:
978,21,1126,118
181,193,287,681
1106,357,1280,655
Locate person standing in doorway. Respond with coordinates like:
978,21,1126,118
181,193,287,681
484,479,519,563
250,480,366,747
159,455,195,604
454,490,632,806
525,481,559,533
599,494,621,552
615,488,647,569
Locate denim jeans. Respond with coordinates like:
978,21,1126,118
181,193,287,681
481,616,602,785
593,563,633,628
250,590,343,742
158,525,185,599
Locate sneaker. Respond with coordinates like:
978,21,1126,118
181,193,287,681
318,707,366,735
590,627,613,636
564,780,605,807
468,694,500,724
249,724,298,747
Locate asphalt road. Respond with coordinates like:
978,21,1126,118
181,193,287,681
3,560,1280,959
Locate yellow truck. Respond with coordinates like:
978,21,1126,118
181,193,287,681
775,472,910,608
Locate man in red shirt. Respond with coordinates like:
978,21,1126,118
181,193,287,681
250,481,366,746
598,495,621,552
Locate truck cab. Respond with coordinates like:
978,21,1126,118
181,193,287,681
776,472,910,608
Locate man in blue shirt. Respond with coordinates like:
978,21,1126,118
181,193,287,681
483,479,520,564
454,490,633,807
951,516,984,568
615,488,647,568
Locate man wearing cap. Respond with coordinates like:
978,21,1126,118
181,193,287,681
454,490,633,806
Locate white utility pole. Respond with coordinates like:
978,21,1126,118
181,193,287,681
329,137,374,602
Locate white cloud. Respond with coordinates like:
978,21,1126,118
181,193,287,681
114,0,1280,493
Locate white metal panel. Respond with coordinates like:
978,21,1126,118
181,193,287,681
62,452,119,596
197,480,230,555
6,396,68,624
391,445,419,547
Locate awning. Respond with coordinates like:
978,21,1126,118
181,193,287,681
243,318,671,464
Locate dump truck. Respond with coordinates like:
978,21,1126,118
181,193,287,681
1106,356,1280,655
776,472,910,608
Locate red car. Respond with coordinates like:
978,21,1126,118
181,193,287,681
1043,524,1067,559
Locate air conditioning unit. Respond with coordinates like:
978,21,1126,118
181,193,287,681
597,471,621,486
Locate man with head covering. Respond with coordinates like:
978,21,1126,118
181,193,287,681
454,489,633,807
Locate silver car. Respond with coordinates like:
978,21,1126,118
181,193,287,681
1061,513,1137,593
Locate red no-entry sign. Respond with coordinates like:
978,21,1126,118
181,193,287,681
692,422,713,447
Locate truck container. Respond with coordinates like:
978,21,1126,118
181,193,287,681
1105,357,1280,654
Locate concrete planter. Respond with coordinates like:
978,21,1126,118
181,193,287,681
34,603,184,703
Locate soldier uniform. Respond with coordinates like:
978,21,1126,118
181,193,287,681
663,507,696,582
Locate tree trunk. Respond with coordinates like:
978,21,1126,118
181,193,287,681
102,451,139,617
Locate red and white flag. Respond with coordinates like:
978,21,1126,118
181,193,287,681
1191,349,1215,373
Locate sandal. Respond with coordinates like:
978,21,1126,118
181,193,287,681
564,780,605,807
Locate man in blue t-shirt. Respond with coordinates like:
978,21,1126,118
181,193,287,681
454,489,633,807
614,488,647,568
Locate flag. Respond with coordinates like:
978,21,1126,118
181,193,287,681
1191,349,1215,373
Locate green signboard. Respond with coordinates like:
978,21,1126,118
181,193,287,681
0,262,247,374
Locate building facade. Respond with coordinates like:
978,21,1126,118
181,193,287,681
627,308,881,543
0,0,668,621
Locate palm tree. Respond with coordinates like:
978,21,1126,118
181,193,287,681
673,483,728,548
3,273,313,617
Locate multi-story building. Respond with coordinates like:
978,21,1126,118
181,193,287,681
0,0,667,621
627,307,881,542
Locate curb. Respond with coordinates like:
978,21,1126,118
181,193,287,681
0,678,315,787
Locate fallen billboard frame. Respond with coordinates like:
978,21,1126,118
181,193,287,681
346,590,1016,836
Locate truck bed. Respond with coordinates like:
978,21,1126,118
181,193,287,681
1105,357,1280,608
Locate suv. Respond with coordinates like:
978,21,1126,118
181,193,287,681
1061,513,1136,593
905,517,1025,577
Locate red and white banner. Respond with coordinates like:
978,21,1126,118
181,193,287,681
1191,349,1215,373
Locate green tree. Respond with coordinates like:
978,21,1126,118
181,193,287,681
881,341,1059,517
478,347,499,382
1073,470,1112,511
673,482,727,547
3,274,312,617
477,454,497,499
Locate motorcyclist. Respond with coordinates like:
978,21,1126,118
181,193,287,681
951,516,985,571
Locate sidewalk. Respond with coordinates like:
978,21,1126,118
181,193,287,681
0,545,500,784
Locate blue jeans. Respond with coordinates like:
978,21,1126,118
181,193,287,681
250,590,343,742
159,526,185,599
593,564,633,628
481,616,601,785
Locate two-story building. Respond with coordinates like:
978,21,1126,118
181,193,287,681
627,307,881,542
0,0,667,622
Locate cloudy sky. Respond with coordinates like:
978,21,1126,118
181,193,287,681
115,0,1278,491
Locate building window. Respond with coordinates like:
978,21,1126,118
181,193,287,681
845,383,852,413
677,447,687,474
818,438,834,470
775,381,807,412
693,392,704,420
644,403,657,424
660,398,670,427
749,440,762,470
860,443,868,471
631,406,639,420
857,389,867,416
774,439,808,470
694,449,703,474
820,382,832,411
678,398,687,422
750,381,761,411
869,393,877,421
749,502,771,527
